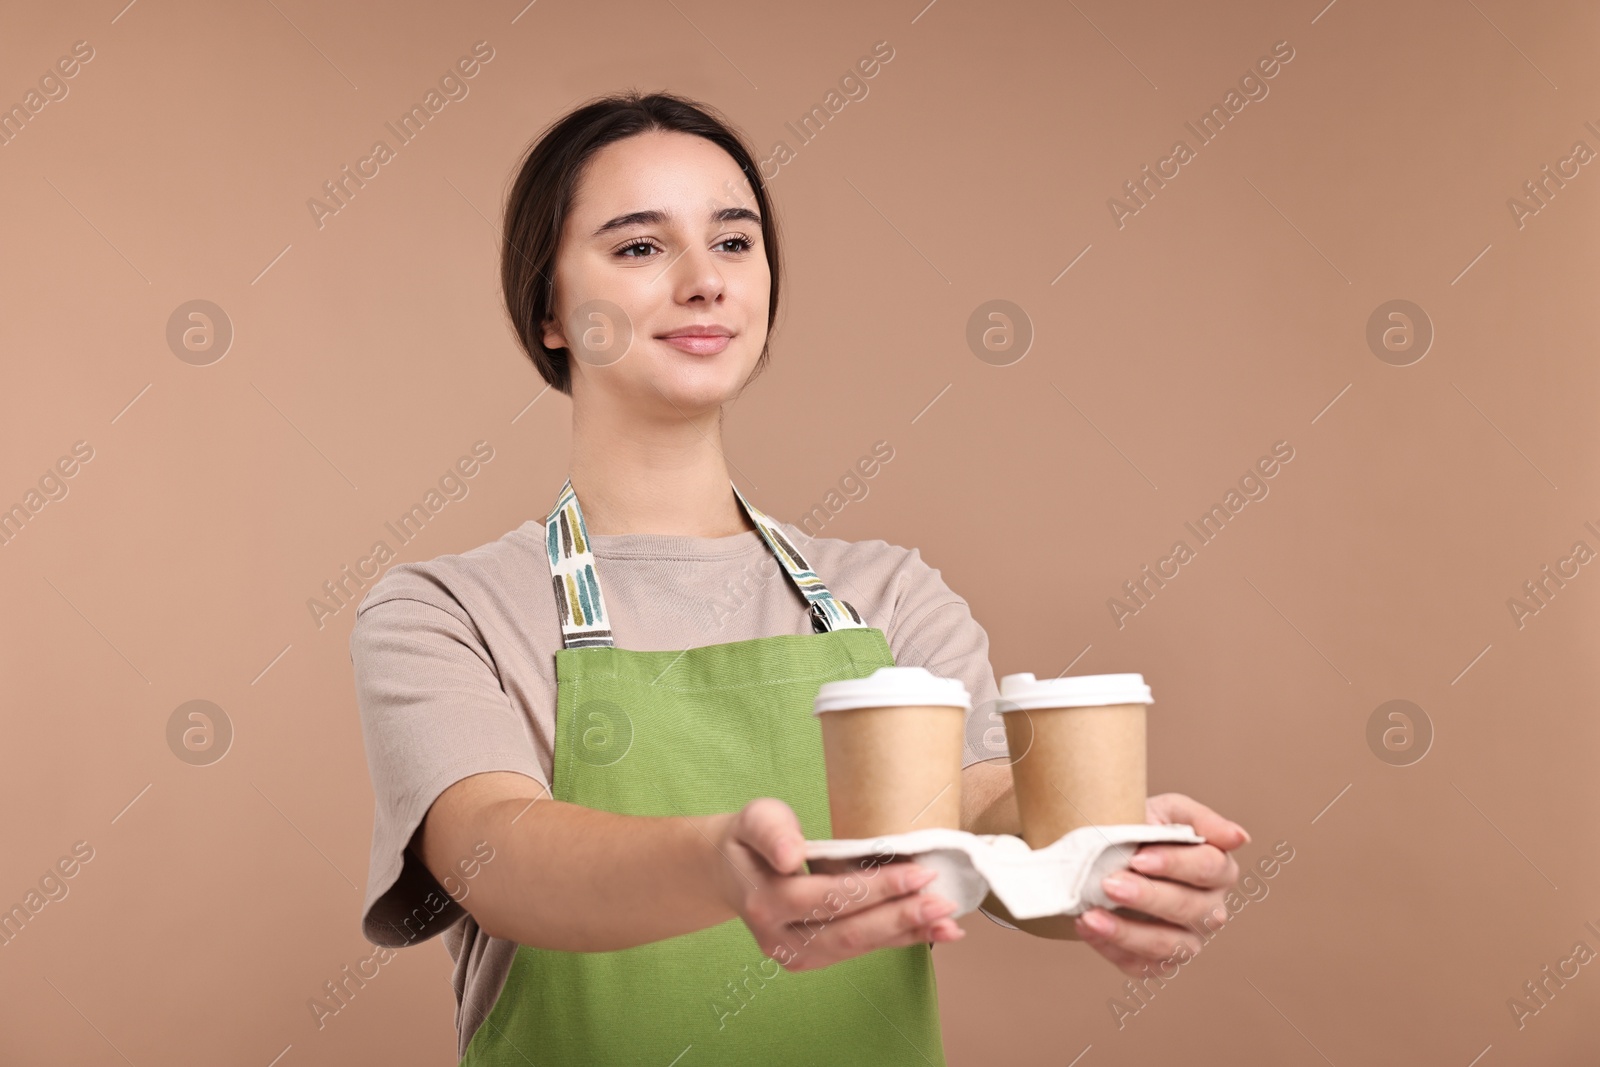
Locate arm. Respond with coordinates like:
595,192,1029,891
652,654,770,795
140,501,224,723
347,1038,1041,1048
960,761,1021,836
866,546,1017,838
415,770,967,959
416,770,735,950
353,585,964,963
874,545,1251,963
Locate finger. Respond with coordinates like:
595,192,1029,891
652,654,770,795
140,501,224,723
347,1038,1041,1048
1074,921,1148,974
781,889,961,970
1128,843,1238,890
1100,869,1231,929
763,861,939,924
1146,792,1249,850
736,798,809,874
1074,906,1204,962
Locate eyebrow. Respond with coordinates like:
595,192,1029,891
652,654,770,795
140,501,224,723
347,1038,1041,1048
590,206,762,238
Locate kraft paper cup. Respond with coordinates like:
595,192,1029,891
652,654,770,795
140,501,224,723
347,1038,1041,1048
812,667,971,848
994,672,1153,939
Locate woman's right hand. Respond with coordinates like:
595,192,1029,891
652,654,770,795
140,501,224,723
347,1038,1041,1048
710,797,966,972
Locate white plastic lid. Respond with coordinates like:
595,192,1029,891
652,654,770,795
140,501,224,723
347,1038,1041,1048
813,666,972,715
997,672,1153,710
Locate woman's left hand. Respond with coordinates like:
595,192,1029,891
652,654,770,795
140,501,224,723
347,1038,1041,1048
1073,792,1250,976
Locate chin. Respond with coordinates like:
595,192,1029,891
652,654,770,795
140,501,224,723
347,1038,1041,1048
647,363,754,411
644,346,758,399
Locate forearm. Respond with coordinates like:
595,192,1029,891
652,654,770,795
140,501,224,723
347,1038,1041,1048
961,761,1022,836
462,797,739,951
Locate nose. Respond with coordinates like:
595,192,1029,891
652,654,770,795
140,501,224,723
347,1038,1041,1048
661,243,726,306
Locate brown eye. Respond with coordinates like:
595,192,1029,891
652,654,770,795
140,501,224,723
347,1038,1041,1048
615,240,661,258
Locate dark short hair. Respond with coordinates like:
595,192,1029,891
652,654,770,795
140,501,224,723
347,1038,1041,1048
500,91,781,395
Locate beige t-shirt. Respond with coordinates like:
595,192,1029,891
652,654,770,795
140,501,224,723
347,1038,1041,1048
348,515,1007,1057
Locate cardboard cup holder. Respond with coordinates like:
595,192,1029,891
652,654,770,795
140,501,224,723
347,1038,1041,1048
802,823,1206,935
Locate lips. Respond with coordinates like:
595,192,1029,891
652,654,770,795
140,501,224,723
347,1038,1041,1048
656,325,733,356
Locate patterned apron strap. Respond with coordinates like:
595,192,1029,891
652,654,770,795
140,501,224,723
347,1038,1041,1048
544,479,614,649
729,482,868,636
545,478,867,650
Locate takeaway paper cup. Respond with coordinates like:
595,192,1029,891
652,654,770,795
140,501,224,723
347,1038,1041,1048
998,672,1153,847
813,667,971,842
994,671,1154,939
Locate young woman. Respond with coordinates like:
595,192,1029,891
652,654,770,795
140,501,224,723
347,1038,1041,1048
350,91,1250,1065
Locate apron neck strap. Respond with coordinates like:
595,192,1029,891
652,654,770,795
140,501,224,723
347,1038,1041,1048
544,478,866,650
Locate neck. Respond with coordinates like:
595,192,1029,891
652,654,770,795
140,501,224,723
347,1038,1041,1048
567,390,754,539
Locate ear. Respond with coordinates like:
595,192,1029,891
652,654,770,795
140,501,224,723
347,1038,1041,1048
541,312,567,351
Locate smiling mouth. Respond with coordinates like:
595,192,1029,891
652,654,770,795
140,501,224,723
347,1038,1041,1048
656,333,733,355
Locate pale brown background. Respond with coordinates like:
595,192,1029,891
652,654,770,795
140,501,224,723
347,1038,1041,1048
2,0,1596,1063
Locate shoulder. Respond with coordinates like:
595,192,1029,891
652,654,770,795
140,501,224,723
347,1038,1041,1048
352,519,552,629
779,523,919,576
777,523,966,624
790,524,996,713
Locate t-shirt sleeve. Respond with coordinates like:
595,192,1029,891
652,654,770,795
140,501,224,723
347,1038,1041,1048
879,546,1011,767
878,544,1023,931
349,570,550,948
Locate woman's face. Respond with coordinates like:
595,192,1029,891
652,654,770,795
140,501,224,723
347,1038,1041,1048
542,129,770,418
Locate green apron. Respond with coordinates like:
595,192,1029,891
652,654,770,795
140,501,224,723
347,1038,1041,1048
459,478,948,1066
